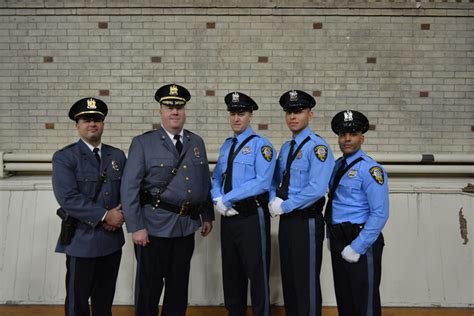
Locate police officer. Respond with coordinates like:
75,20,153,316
269,90,335,316
325,110,389,316
121,84,214,316
52,97,126,316
211,92,276,316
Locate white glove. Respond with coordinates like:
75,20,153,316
225,208,239,217
341,245,360,263
268,197,284,217
213,197,228,216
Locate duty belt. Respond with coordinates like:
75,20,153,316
140,190,197,217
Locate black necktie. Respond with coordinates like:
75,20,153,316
223,138,238,194
174,134,182,155
324,158,347,225
93,147,101,164
277,140,296,200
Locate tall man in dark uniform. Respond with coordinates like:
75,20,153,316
326,110,389,316
52,97,126,316
121,84,214,316
269,90,335,316
211,92,276,316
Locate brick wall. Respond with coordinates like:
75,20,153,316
0,0,472,155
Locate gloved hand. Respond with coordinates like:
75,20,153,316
225,208,239,217
341,245,360,263
213,197,228,216
268,197,284,217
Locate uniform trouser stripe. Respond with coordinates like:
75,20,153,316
366,246,374,316
134,245,141,316
308,218,316,316
257,207,270,316
67,257,76,316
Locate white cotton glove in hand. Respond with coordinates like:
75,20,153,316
213,197,228,216
225,208,239,217
341,245,360,263
268,197,284,217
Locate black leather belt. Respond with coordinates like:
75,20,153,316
327,222,364,244
140,190,195,217
281,197,325,219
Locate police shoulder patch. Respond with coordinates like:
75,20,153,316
261,146,273,162
370,166,384,185
314,145,328,162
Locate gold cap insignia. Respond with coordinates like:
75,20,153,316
170,85,178,96
87,98,97,109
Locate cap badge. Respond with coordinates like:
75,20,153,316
289,90,298,102
344,110,353,122
232,92,240,103
170,85,178,96
86,98,97,109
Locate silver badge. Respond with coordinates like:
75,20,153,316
194,147,200,158
111,160,120,171
289,90,298,101
344,110,353,122
242,146,251,155
348,169,357,178
232,92,239,103
296,150,303,159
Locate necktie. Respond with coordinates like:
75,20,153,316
324,158,347,225
93,147,101,164
174,134,183,155
223,138,238,194
277,140,296,200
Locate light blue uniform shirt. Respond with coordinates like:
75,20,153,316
270,126,335,213
331,149,389,254
211,127,276,208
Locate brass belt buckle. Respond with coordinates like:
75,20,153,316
179,202,191,216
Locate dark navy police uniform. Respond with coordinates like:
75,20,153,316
326,110,389,316
211,92,276,316
270,90,335,316
121,84,214,316
52,98,126,316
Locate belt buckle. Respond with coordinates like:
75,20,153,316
179,202,191,216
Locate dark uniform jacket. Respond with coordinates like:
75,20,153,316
121,127,214,237
52,139,126,258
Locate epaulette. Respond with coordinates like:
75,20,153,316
143,129,158,135
58,143,77,152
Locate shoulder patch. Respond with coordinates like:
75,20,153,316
261,146,273,162
314,145,328,162
370,166,385,185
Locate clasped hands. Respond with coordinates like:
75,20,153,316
102,204,124,231
213,197,239,217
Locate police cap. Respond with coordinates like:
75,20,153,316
155,84,191,106
331,110,369,135
279,90,316,112
68,97,108,121
224,91,258,112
